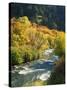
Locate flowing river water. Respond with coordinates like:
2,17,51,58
11,49,59,87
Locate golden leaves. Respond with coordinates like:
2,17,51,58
11,16,65,54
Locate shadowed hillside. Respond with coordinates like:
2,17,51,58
47,55,65,84
9,3,65,31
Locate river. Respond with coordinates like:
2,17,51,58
11,49,59,87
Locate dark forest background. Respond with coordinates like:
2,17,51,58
9,3,65,31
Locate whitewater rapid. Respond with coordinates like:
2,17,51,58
11,49,59,87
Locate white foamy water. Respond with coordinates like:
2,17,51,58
39,71,51,81
44,49,54,56
51,55,59,61
18,69,46,75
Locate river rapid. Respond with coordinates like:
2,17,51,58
11,49,59,87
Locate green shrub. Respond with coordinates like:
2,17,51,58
54,32,65,56
21,46,39,63
11,46,41,65
23,50,33,63
11,47,23,65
